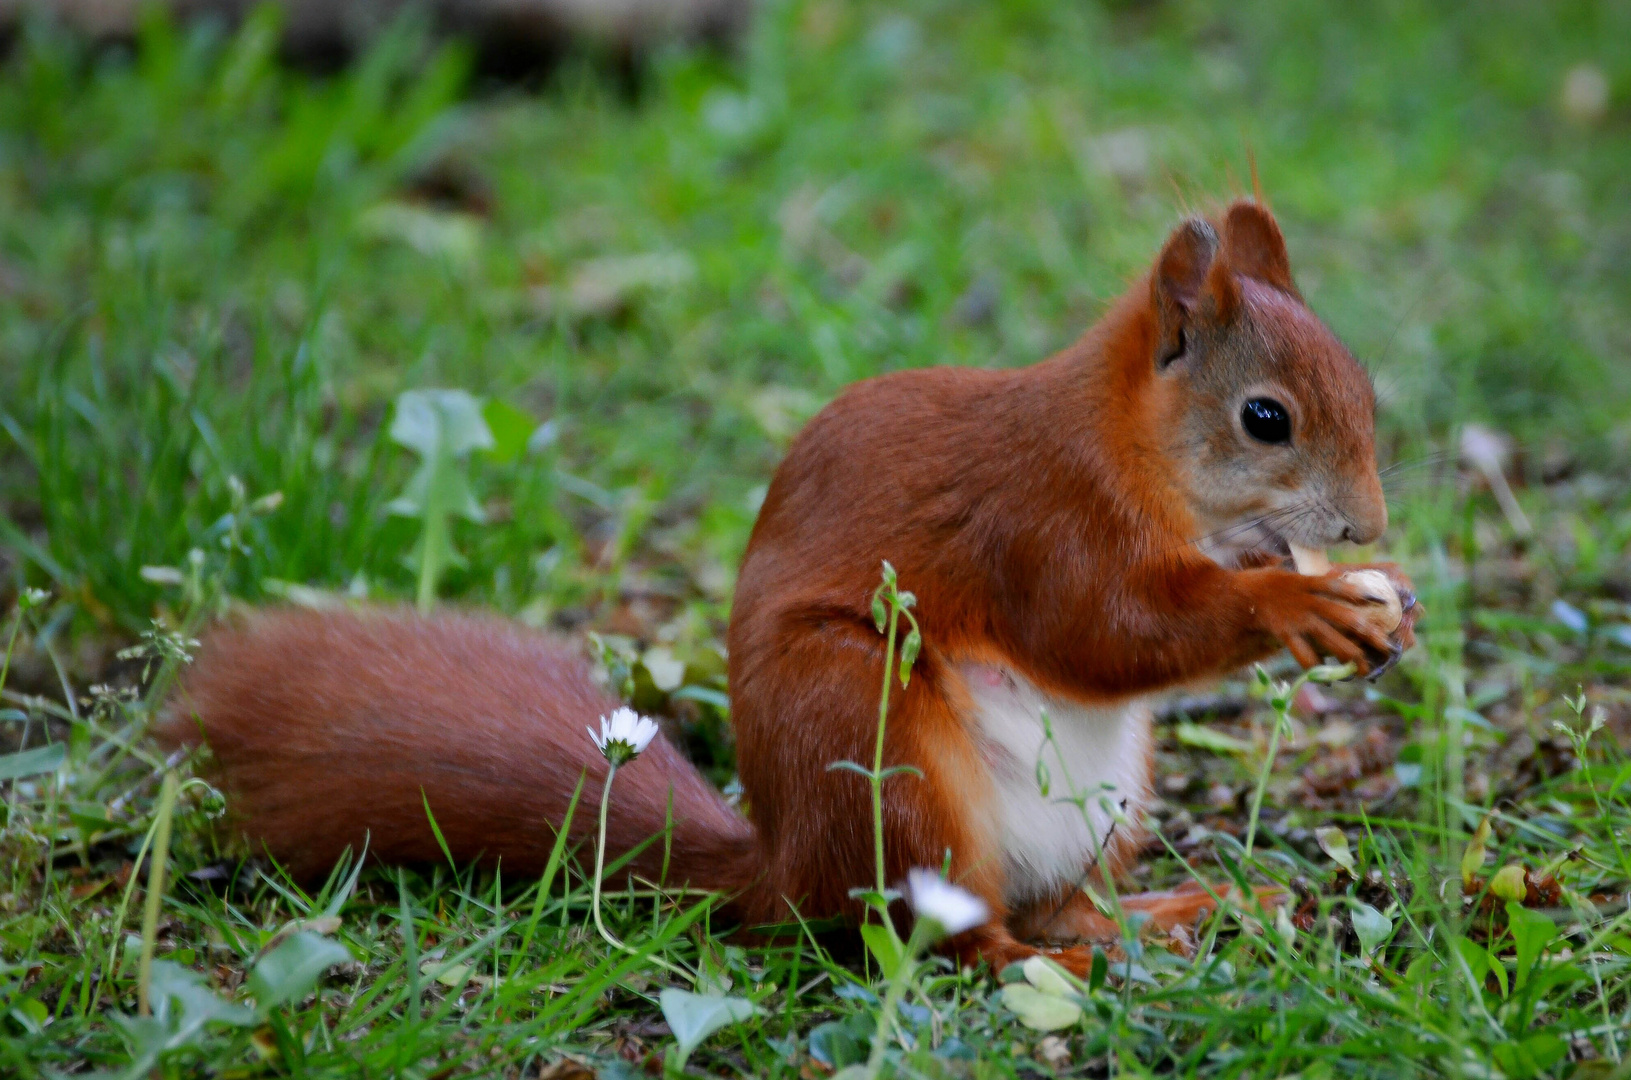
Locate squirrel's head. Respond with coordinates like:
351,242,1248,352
1146,200,1385,565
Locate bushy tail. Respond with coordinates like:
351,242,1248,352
161,607,763,905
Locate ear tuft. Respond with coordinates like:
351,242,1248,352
1151,218,1220,366
1220,200,1299,298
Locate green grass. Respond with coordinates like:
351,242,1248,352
2,0,1631,1075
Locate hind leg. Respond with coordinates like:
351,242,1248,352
1012,881,1286,943
730,612,1014,932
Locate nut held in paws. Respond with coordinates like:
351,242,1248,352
1288,544,1404,638
1339,568,1405,636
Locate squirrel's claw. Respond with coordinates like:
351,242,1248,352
1362,638,1406,682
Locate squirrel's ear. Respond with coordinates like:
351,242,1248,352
1151,218,1228,368
1219,200,1300,299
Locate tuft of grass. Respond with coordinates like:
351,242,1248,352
1,1,1629,1076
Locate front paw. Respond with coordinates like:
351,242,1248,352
1248,569,1408,676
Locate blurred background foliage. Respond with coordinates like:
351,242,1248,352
0,0,1627,637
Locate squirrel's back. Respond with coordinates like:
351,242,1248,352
163,607,759,894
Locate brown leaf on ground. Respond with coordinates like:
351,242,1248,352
536,1058,595,1080
1297,725,1398,808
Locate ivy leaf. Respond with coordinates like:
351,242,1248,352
1001,984,1082,1031
808,1013,874,1069
1021,955,1082,998
1350,901,1392,956
658,989,756,1067
247,931,352,1012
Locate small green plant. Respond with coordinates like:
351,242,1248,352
828,561,924,959
386,389,539,612
387,389,497,612
1243,660,1354,858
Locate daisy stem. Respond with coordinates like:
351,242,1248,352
591,762,623,954
591,761,693,983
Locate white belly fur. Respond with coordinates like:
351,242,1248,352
962,663,1151,906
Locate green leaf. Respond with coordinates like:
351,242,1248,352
1314,826,1356,874
1022,955,1081,998
391,389,495,459
1088,948,1108,992
111,960,255,1063
1456,935,1506,998
0,742,65,781
658,989,756,1065
388,389,495,611
1350,901,1392,956
826,760,877,778
672,685,730,711
247,931,352,1012
859,923,903,979
1174,722,1251,755
1001,983,1083,1031
808,1013,873,1070
1491,1032,1567,1079
8,996,48,1034
1505,902,1555,990
480,398,535,465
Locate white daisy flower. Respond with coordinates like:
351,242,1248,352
905,868,989,937
588,706,659,767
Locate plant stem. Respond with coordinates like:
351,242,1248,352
590,762,691,982
1244,673,1306,860
137,770,179,1017
591,762,625,955
865,920,928,1077
872,601,899,897
0,606,22,696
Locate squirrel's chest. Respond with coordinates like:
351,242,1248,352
961,664,1153,906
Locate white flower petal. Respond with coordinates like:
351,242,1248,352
590,707,659,763
905,868,989,936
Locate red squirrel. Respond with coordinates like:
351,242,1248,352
165,200,1418,976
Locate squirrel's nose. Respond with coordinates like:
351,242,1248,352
1340,473,1389,545
1342,504,1388,545
1340,522,1382,544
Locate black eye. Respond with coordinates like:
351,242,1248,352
1241,398,1292,444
